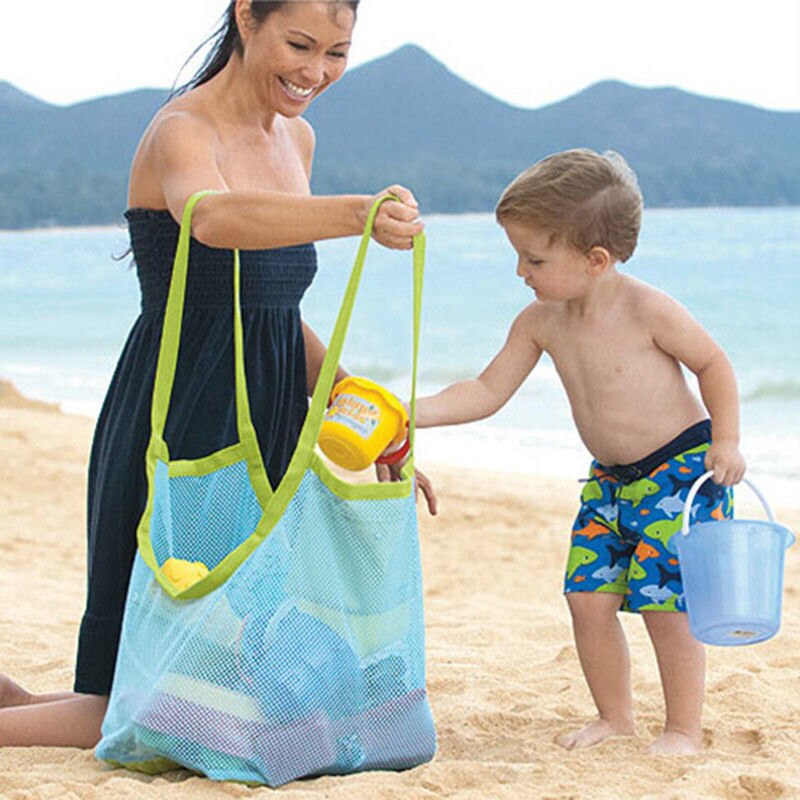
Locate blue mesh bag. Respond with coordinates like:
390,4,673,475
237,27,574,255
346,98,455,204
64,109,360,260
95,193,436,786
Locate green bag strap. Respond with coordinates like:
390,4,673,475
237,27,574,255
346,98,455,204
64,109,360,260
298,194,425,456
149,191,269,497
409,225,424,448
141,194,424,599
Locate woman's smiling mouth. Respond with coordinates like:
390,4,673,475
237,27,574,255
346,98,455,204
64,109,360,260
279,77,316,99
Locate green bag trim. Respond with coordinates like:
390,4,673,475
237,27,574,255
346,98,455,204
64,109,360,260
137,193,424,600
309,452,414,500
166,443,246,477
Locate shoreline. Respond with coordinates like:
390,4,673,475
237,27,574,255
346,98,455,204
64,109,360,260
3,204,800,235
0,379,61,413
0,222,127,236
2,376,798,518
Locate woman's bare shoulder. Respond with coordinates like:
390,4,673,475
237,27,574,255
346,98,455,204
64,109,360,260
286,115,315,142
128,99,220,207
145,97,219,149
284,116,316,174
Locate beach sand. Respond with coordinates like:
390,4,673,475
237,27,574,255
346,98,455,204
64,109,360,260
2,385,800,800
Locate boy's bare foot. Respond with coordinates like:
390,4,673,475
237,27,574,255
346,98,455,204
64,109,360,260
558,718,635,750
0,675,33,708
648,730,703,756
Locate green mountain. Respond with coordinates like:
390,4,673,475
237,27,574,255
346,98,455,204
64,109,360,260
0,82,165,227
1,44,798,228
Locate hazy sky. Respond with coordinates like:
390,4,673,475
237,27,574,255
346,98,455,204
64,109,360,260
2,1,799,111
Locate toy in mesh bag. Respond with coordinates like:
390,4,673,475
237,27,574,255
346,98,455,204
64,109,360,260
95,193,436,786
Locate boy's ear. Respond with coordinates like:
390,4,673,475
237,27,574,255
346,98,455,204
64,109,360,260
586,246,612,274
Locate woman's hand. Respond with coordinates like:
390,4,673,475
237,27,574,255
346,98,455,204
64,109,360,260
375,460,438,516
368,184,424,250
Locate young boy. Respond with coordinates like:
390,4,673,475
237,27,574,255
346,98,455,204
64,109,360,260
414,149,746,756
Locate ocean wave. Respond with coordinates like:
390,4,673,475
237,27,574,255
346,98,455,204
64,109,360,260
742,379,800,402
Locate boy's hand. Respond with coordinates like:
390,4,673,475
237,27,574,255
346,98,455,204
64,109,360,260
375,461,438,516
704,440,746,486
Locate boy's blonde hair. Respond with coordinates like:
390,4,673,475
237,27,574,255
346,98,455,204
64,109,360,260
495,149,643,263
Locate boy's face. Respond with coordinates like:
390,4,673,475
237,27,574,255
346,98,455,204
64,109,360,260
503,221,593,302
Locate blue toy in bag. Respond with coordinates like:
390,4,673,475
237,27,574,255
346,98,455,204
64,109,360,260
95,193,436,785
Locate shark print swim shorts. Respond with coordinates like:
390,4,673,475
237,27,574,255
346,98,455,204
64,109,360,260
564,421,733,612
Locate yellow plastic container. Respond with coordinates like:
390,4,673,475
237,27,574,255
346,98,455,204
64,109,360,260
318,376,408,471
162,557,210,591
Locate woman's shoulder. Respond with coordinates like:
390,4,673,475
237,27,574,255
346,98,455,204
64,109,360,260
133,101,220,173
286,115,315,140
284,116,316,171
146,98,219,148
128,98,221,209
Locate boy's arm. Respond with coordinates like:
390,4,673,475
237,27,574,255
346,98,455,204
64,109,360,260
416,306,543,428
649,293,746,486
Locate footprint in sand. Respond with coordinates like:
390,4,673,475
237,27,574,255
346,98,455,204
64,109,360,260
734,774,786,799
731,728,766,754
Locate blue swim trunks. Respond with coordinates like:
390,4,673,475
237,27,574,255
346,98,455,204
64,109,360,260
564,420,733,613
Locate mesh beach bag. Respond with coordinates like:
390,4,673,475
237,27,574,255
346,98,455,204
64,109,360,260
95,192,436,786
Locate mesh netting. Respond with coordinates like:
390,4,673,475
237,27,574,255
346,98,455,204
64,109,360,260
97,466,436,786
149,458,263,571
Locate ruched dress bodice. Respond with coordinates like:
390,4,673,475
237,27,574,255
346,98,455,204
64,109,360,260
123,207,317,475
75,208,318,695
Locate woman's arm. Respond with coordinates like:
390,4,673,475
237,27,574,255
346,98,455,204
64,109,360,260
152,112,422,250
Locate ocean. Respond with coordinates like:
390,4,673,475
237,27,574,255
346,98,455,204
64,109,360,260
1,207,798,506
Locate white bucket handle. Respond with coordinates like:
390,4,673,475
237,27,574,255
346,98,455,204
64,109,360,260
681,471,775,537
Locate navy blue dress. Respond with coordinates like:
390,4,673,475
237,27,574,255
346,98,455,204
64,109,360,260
74,209,318,694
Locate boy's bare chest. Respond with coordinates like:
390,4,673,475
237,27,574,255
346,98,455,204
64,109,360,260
544,316,655,385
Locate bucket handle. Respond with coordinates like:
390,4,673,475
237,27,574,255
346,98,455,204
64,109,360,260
681,471,774,537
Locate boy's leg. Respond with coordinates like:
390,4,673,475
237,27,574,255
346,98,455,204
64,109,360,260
561,465,636,749
559,591,636,749
641,611,705,755
0,693,108,748
622,434,730,755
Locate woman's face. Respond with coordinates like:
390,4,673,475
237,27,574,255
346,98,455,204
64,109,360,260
239,1,355,116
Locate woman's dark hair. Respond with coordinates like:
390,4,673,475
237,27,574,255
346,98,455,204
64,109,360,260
171,1,360,98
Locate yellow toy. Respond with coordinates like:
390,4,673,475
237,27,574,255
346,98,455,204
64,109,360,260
162,557,210,591
318,376,409,471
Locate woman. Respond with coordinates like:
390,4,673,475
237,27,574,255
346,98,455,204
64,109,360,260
0,0,436,748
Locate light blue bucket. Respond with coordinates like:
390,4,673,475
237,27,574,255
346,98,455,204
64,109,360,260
669,472,795,646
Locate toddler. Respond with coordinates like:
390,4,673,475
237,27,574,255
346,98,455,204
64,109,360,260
414,149,745,755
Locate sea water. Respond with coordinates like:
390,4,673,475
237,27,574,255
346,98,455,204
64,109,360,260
1,208,798,506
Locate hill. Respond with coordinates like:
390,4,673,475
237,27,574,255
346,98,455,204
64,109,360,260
1,45,798,228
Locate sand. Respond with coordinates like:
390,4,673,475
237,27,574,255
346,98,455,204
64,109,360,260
1,385,800,800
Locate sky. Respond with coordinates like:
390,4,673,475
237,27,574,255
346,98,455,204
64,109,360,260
1,1,799,111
